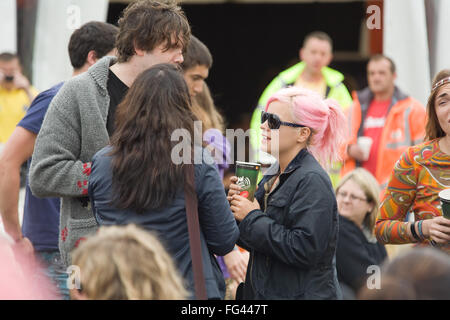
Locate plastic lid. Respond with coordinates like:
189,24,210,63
439,189,450,201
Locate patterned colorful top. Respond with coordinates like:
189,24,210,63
376,139,450,253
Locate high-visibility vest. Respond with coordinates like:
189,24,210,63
341,87,426,188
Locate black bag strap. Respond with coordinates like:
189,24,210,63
184,164,207,300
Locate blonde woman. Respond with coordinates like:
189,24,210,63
335,168,387,298
70,224,188,300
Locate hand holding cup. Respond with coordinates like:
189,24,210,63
357,136,373,161
227,176,241,203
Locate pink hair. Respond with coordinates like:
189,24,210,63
266,87,348,168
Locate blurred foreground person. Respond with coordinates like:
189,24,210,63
0,234,58,299
71,224,188,300
358,247,450,300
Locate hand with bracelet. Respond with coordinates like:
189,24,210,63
411,217,450,245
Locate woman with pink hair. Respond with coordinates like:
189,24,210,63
228,87,347,299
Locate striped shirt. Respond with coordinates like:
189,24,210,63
376,139,450,253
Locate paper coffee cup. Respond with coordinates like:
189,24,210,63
439,189,450,219
357,136,373,161
235,161,260,201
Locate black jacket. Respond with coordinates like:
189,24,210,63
88,146,240,299
336,215,387,294
238,149,342,299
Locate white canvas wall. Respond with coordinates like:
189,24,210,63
32,0,109,91
0,0,17,54
383,0,430,105
433,0,450,78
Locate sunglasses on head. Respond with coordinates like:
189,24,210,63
261,111,306,130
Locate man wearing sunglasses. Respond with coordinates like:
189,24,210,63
249,31,352,186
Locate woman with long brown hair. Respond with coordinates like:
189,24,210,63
376,69,450,253
87,63,239,299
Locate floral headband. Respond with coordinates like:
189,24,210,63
432,76,450,92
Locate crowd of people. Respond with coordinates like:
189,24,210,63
0,0,450,300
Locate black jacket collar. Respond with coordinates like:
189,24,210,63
262,148,309,183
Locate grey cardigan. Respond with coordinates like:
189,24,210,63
29,56,116,267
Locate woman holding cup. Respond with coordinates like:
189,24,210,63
377,70,450,252
227,87,347,299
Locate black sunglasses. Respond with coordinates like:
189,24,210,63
261,111,306,130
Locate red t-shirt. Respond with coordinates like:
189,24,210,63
362,99,391,176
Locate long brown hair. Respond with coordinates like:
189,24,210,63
425,69,450,141
110,63,197,212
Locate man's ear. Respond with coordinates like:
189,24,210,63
134,41,146,57
86,50,98,66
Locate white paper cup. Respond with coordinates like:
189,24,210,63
439,189,450,219
357,136,373,161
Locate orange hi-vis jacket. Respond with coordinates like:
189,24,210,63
341,86,426,188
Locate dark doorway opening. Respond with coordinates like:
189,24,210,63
107,2,368,130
